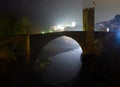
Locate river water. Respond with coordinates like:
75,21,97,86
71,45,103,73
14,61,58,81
37,36,83,86
43,48,82,85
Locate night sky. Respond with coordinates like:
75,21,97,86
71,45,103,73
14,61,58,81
0,0,120,26
0,0,82,26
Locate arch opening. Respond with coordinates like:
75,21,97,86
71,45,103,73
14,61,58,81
36,36,83,85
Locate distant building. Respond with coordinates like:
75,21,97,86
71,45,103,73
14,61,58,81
64,24,82,31
95,14,120,31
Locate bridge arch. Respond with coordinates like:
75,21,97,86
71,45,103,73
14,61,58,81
30,32,87,60
40,35,83,57
63,35,87,54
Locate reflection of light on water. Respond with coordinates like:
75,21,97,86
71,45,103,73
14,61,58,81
37,36,83,85
43,48,82,85
42,36,81,54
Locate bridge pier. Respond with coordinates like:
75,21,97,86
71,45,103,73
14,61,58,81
26,34,30,64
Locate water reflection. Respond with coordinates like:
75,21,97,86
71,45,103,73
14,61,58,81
37,36,83,85
42,36,81,57
43,48,82,85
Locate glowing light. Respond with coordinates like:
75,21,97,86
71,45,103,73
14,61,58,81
41,31,45,34
71,22,76,27
53,21,77,31
53,25,65,31
52,26,64,31
57,25,64,29
53,26,57,30
106,27,109,32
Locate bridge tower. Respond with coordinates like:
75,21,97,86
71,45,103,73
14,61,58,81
83,7,95,55
83,7,95,31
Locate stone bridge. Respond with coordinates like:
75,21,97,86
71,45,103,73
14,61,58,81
9,31,118,63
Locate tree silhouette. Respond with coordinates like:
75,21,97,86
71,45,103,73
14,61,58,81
16,17,32,34
0,15,32,41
